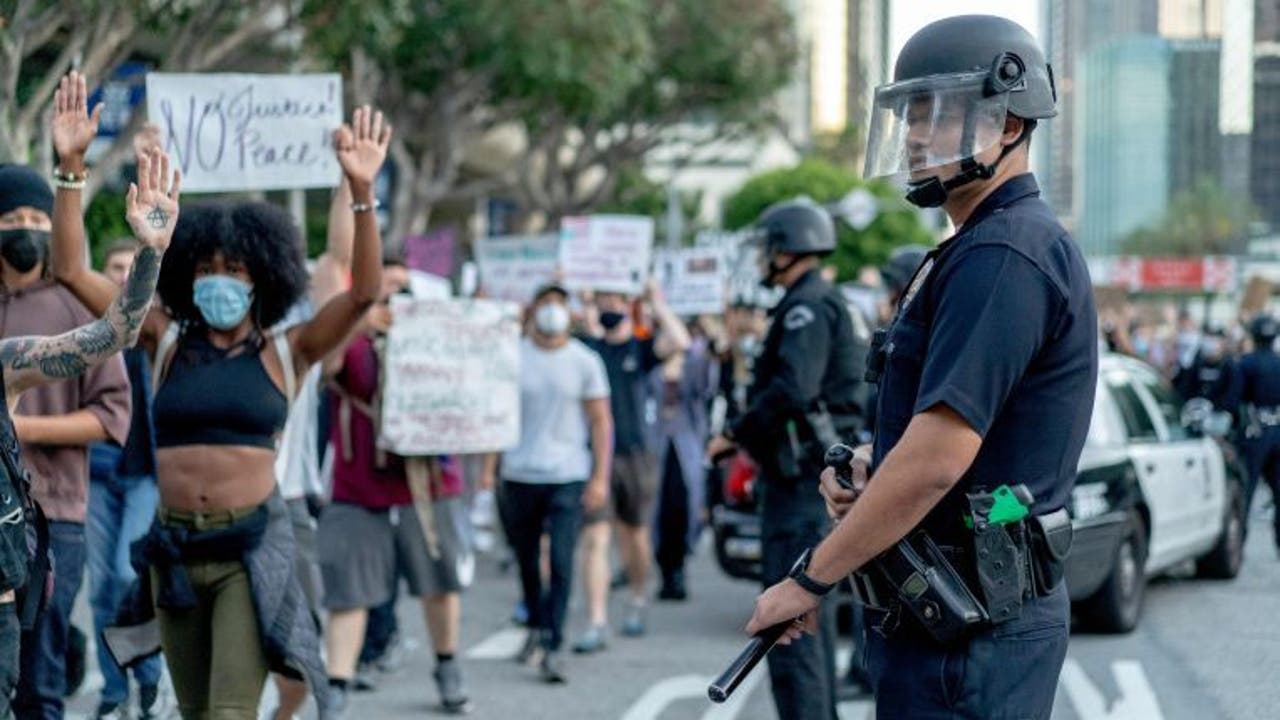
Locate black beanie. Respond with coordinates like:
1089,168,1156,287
0,164,54,218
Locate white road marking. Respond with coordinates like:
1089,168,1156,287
1060,658,1165,720
700,666,767,720
464,626,529,660
619,674,709,720
837,701,874,720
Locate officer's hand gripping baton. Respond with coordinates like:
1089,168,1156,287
707,445,859,703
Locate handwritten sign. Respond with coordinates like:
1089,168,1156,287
654,247,726,316
381,299,521,455
473,234,560,303
559,215,653,295
146,73,343,192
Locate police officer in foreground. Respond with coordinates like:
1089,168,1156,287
745,15,1097,719
1233,314,1280,552
706,197,863,719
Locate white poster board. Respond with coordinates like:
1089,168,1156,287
473,234,560,303
559,215,653,294
380,299,521,455
146,73,343,192
653,247,726,316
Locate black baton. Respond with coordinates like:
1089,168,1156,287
707,619,793,703
708,444,859,703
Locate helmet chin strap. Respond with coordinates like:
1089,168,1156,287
905,125,1032,209
760,254,805,288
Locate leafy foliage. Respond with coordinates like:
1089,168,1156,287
1122,179,1257,256
722,159,933,280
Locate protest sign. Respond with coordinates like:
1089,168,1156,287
559,215,653,294
381,299,521,455
473,234,560,303
146,73,343,192
654,247,726,316
404,227,456,279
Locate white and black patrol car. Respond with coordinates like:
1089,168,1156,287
708,353,1246,634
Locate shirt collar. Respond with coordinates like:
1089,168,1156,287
958,173,1041,233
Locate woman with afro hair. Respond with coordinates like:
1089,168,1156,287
49,70,390,719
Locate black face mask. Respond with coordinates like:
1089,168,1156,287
0,228,47,274
599,311,627,330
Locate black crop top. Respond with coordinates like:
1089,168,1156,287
153,333,288,450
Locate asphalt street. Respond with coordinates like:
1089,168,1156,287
63,510,1279,720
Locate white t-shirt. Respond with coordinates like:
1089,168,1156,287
273,301,323,501
501,337,610,484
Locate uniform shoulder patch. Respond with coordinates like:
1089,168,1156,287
783,304,816,330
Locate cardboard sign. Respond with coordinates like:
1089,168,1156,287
474,234,560,303
1241,276,1272,316
653,247,726,316
147,72,343,192
559,215,653,294
381,299,521,455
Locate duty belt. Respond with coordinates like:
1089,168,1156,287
1256,407,1280,426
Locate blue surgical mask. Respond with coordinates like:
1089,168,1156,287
193,275,253,330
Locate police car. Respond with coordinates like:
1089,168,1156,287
708,354,1246,634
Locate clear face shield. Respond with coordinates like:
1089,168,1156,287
862,71,1010,185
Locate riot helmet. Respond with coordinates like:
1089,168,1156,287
880,245,930,299
751,197,836,287
863,15,1057,208
1250,314,1278,346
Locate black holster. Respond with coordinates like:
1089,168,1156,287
861,531,989,645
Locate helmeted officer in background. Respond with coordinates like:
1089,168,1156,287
1232,314,1280,551
878,245,930,321
707,197,864,720
745,15,1097,720
1174,328,1234,412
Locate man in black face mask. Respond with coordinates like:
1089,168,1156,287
0,161,133,718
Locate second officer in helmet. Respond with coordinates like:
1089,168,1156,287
706,197,864,719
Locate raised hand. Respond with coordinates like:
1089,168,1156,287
52,71,103,167
125,148,181,253
333,105,391,190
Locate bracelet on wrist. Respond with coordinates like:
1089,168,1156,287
53,167,89,184
54,178,86,191
351,199,381,214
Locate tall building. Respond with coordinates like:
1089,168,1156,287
1040,0,1159,229
1078,36,1172,255
1252,52,1280,224
1258,0,1280,42
1169,39,1222,197
846,0,891,136
1159,0,1224,37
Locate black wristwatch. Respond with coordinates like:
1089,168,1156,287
788,547,836,597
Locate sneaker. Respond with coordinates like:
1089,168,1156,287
657,570,688,601
571,625,608,654
515,629,545,666
329,684,350,719
610,569,629,591
511,600,529,626
433,659,473,714
540,651,567,684
352,662,379,691
138,680,177,720
93,702,127,720
621,601,647,637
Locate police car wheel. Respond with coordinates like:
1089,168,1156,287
1076,511,1147,634
1195,482,1246,580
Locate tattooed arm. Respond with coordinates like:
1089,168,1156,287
2,145,179,406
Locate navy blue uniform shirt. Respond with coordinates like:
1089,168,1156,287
871,174,1098,541
1234,348,1280,408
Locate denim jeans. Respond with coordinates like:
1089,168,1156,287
500,480,584,651
15,521,86,720
0,601,19,719
87,470,163,706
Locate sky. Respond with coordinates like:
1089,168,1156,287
891,0,1043,64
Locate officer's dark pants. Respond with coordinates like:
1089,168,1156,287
1241,427,1280,548
759,472,837,720
865,583,1069,720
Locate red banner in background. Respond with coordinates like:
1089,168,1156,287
1097,256,1237,293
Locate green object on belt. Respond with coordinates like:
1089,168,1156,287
963,484,1033,528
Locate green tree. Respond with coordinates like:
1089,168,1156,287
1122,179,1257,256
722,159,933,281
595,165,704,245
509,0,798,227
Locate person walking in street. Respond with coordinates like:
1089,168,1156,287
318,259,474,715
50,79,391,718
485,283,612,683
578,281,689,644
706,197,865,720
1232,314,1280,552
747,17,1095,720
